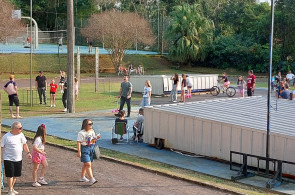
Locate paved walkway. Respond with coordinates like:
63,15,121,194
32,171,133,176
2,90,295,194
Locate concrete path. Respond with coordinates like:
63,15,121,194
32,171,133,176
2,90,295,194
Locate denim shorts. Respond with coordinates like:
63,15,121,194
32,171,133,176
81,145,95,163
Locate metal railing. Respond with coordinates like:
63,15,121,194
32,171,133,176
230,151,295,188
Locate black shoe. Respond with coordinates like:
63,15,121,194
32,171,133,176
44,102,47,105
114,113,119,117
40,102,42,105
126,115,130,117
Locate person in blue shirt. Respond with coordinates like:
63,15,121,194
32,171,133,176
279,84,290,99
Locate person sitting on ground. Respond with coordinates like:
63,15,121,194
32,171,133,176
276,81,285,98
115,110,128,140
279,84,290,99
132,108,144,141
220,72,230,91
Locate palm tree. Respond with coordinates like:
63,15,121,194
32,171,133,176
166,3,214,65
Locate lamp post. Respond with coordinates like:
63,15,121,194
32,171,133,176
67,0,75,113
30,0,33,107
266,0,275,174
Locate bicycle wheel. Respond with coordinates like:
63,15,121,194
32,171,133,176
226,87,236,97
210,86,220,96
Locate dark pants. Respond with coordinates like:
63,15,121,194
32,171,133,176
119,96,131,116
37,87,46,104
247,88,254,96
62,89,67,108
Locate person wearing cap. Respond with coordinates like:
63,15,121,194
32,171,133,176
3,74,23,119
35,70,47,105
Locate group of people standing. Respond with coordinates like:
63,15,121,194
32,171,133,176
3,70,80,118
170,73,193,103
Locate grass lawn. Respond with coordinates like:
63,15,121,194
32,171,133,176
1,82,142,118
0,126,278,195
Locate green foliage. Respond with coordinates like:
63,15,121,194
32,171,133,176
209,34,282,73
166,3,214,65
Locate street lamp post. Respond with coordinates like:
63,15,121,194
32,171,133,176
67,0,75,113
266,0,275,174
30,0,33,107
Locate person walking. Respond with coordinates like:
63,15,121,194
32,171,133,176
3,75,23,119
247,70,256,96
141,80,152,108
32,124,49,187
2,121,32,195
170,73,179,102
77,119,101,184
117,76,132,117
35,70,47,105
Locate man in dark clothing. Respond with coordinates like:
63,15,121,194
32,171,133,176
62,81,67,112
35,70,47,104
116,76,132,117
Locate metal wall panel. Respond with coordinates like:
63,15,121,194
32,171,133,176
130,74,218,95
144,97,295,175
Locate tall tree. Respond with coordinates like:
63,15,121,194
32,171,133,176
0,0,24,42
275,0,295,60
165,3,214,65
81,10,155,69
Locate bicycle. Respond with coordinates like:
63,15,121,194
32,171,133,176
210,82,236,97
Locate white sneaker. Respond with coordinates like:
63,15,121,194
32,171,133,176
32,181,41,187
90,178,98,185
53,104,56,107
63,108,67,112
38,178,48,185
50,105,53,107
13,189,19,195
8,190,15,195
79,177,89,182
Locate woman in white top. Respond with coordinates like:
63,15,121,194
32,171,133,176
141,80,152,108
77,119,101,184
32,124,48,187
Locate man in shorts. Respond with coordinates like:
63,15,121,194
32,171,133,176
247,70,256,96
1,122,32,195
3,75,22,119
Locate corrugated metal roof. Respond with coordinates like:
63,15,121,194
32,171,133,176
150,96,295,137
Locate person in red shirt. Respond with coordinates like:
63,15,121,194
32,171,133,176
49,79,58,107
247,70,256,96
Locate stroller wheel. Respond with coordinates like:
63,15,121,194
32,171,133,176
112,138,118,144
